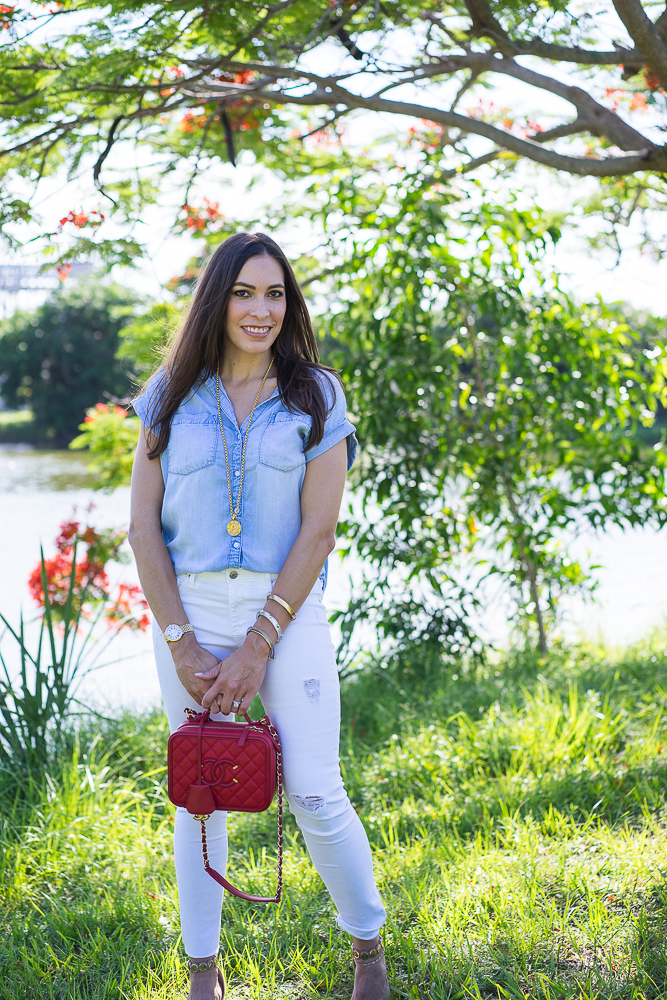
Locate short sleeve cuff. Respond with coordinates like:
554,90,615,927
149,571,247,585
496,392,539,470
132,371,167,428
305,419,358,471
132,393,149,424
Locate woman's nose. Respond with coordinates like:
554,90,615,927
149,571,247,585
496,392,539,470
249,297,271,318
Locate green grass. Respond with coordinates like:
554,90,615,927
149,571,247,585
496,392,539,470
3,635,667,998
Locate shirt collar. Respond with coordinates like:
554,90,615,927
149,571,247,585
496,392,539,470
203,373,281,431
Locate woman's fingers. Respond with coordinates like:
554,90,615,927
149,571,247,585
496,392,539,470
199,643,268,712
194,664,220,679
235,692,250,715
202,674,254,713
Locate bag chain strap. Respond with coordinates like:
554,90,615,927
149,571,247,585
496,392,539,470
196,714,284,904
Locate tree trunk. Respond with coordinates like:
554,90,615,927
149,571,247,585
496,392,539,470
503,479,548,655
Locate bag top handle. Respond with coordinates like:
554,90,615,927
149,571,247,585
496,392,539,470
185,707,253,726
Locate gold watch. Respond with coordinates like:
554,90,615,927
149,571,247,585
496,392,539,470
163,623,195,643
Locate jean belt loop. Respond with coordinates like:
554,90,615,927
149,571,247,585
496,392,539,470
186,573,197,589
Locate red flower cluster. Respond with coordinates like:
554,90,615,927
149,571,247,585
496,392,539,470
180,110,206,133
105,583,150,632
180,198,223,231
644,68,663,93
84,402,127,423
605,86,651,112
58,209,105,230
407,118,445,152
211,69,255,85
28,511,149,632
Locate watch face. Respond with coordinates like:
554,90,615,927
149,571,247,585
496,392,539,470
165,624,183,642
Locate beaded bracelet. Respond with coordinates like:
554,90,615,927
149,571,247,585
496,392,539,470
187,956,217,973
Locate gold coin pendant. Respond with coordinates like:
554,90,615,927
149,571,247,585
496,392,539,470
227,519,242,537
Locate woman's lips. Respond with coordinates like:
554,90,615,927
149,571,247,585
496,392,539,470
242,325,272,335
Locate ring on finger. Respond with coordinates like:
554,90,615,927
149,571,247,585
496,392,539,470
231,698,242,711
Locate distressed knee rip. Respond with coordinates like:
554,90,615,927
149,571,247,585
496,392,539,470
303,678,320,703
290,794,325,814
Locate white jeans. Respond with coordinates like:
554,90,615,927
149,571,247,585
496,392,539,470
153,568,386,957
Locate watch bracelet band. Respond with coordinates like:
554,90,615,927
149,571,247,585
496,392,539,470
256,609,283,642
246,625,275,659
163,623,195,642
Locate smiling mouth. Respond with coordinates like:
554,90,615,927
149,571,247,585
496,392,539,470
242,325,272,334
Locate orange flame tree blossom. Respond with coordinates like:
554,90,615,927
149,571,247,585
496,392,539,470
28,511,149,631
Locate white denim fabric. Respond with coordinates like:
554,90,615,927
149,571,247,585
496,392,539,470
154,568,386,957
133,369,357,584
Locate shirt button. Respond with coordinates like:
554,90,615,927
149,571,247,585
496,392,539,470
229,570,238,579
234,470,240,477
233,541,240,549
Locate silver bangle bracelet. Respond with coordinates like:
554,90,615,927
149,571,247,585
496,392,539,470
246,625,275,660
256,609,283,642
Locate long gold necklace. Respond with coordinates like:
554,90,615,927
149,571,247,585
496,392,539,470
216,358,273,537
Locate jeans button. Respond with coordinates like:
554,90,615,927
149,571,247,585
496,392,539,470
229,570,238,580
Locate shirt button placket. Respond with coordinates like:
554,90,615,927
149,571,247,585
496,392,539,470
230,437,243,568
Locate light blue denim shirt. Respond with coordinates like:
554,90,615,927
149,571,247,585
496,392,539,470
133,369,357,585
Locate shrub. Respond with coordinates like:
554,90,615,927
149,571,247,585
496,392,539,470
0,281,139,444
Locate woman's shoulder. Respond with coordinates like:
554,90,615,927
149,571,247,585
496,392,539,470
133,369,212,425
132,369,169,425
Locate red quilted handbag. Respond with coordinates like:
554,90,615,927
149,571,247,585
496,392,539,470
167,707,283,903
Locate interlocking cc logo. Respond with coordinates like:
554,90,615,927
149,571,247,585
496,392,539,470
202,756,239,787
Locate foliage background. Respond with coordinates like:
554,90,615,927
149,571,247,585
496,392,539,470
0,283,138,444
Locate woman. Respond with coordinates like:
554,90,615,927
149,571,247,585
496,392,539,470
129,232,389,1000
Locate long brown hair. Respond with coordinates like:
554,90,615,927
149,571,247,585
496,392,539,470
137,232,337,459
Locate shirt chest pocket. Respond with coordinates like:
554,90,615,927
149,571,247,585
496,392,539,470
167,419,218,475
259,412,307,472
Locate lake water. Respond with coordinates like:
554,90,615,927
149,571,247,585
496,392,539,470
2,446,667,713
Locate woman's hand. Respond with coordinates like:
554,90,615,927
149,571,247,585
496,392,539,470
170,635,223,705
196,632,269,716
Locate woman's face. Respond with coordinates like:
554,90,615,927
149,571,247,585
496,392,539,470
225,254,287,357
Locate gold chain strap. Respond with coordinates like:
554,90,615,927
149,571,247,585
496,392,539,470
216,359,273,536
197,713,284,904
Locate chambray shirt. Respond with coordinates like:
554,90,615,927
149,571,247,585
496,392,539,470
133,369,357,585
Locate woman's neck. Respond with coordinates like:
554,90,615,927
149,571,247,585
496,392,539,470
219,346,273,384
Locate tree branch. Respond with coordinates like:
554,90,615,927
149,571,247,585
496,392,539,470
195,52,654,157
261,83,665,175
93,115,122,185
412,53,654,152
185,58,664,175
531,120,587,143
439,150,500,178
613,0,667,89
0,118,94,158
461,0,640,65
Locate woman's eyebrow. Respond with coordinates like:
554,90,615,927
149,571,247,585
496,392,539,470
233,281,285,289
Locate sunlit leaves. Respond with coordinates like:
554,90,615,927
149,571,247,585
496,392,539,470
300,163,667,654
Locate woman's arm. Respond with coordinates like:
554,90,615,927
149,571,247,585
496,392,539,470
199,437,348,714
128,427,222,705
